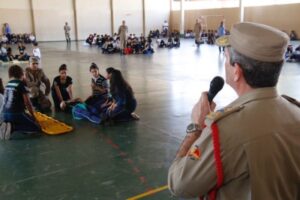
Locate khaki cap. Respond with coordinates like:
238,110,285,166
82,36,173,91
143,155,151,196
216,22,289,62
30,56,40,63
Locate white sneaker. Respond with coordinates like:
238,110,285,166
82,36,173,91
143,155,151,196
4,122,11,140
0,122,7,140
131,113,140,120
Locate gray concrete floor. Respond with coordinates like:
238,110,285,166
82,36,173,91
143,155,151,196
0,39,300,200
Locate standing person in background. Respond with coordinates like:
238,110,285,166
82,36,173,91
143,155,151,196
217,21,226,53
64,22,71,43
162,20,169,37
118,20,128,54
3,23,12,43
194,19,202,48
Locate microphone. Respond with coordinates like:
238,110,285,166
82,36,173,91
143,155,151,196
207,76,224,103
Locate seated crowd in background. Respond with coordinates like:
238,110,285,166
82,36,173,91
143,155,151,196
0,41,40,63
85,32,156,55
157,33,180,48
184,29,231,45
1,33,36,44
0,60,139,140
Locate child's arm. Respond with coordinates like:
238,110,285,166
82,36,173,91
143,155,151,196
0,78,4,94
67,84,73,100
92,85,106,94
54,84,64,103
41,72,51,96
23,93,37,121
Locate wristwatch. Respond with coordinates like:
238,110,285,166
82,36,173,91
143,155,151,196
186,123,202,133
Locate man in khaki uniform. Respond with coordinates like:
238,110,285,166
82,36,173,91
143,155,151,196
168,22,300,199
194,19,202,47
118,20,128,53
64,22,71,43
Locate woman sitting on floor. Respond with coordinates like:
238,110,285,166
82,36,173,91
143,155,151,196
51,64,81,111
103,69,139,122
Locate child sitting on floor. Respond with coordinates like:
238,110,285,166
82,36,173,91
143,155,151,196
72,63,109,124
51,64,81,111
0,65,41,140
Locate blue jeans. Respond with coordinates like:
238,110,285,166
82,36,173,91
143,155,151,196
3,112,41,133
107,99,137,122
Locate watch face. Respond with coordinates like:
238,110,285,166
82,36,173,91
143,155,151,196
187,123,194,131
187,123,197,133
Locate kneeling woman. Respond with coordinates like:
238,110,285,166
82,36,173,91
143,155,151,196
51,64,80,111
105,69,138,122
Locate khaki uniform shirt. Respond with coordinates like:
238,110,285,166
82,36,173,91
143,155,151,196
118,25,128,49
168,87,300,199
194,23,202,40
64,25,70,34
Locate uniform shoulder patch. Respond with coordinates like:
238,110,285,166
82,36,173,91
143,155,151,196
205,106,244,124
188,145,201,160
282,95,300,108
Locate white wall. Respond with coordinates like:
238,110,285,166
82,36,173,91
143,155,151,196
145,0,170,34
113,0,143,35
0,0,172,41
76,0,111,40
0,0,32,34
32,0,75,41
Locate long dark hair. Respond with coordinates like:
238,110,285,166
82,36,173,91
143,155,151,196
110,70,133,97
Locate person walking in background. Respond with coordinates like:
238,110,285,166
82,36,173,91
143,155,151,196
194,19,202,48
64,22,71,43
217,21,226,53
118,20,128,54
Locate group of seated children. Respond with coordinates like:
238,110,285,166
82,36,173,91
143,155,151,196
0,42,40,63
1,33,36,44
72,63,139,123
85,32,155,55
124,36,154,54
0,60,139,140
158,35,180,48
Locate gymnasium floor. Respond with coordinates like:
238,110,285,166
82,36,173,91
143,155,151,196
0,40,300,200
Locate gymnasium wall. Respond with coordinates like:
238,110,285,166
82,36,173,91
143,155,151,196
171,3,300,35
144,0,171,34
0,0,170,41
75,0,111,39
0,0,33,34
31,0,76,42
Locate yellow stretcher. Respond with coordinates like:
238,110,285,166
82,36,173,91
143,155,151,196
34,112,73,135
